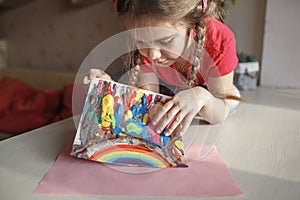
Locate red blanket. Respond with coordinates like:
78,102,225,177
0,77,75,134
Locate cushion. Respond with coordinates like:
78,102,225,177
0,77,37,112
11,89,62,114
0,76,63,134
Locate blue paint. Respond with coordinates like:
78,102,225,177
112,103,124,135
131,104,138,121
140,94,148,122
160,128,170,149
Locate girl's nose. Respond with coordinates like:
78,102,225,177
148,48,161,60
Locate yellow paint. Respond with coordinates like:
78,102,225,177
124,110,133,121
174,140,184,150
101,94,114,127
119,133,126,137
135,89,143,102
143,113,149,125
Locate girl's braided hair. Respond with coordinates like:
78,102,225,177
115,0,228,88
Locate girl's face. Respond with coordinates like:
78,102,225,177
130,20,192,67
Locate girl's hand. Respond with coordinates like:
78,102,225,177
83,69,113,84
151,87,211,136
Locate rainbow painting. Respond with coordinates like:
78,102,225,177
71,78,187,168
90,144,172,168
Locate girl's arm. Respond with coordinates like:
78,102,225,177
138,72,160,93
199,71,234,124
150,71,236,136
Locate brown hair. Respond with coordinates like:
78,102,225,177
115,0,238,100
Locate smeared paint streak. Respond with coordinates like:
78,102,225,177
146,94,153,110
128,87,137,108
140,94,148,124
112,103,123,135
101,94,114,127
122,93,129,112
135,89,143,103
160,128,170,149
174,140,184,150
126,122,142,135
130,104,138,121
142,113,149,125
124,110,132,121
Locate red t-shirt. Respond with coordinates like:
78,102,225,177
140,18,238,88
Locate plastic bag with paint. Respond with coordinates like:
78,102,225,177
71,78,187,168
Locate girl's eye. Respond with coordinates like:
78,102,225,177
136,40,145,46
159,38,174,46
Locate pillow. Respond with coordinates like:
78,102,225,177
0,77,37,112
71,79,187,168
51,84,74,122
11,89,62,114
0,76,62,134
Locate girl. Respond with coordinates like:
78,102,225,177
86,0,241,136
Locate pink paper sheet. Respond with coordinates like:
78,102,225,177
34,142,243,197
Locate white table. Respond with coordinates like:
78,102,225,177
1,102,300,200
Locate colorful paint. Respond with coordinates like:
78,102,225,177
71,78,187,168
90,144,172,168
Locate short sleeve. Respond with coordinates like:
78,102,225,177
201,18,238,78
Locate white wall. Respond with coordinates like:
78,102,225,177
261,0,300,88
225,0,266,63
0,0,121,72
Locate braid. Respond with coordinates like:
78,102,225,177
186,3,207,88
186,0,224,88
124,50,142,87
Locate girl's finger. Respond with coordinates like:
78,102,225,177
83,76,91,84
88,69,113,81
88,69,98,80
155,104,181,133
102,73,113,81
151,97,176,125
164,110,185,136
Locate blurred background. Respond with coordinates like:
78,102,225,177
0,0,299,88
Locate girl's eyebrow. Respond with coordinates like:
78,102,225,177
135,33,176,43
156,33,176,41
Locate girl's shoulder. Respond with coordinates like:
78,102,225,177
204,17,236,55
202,18,238,76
